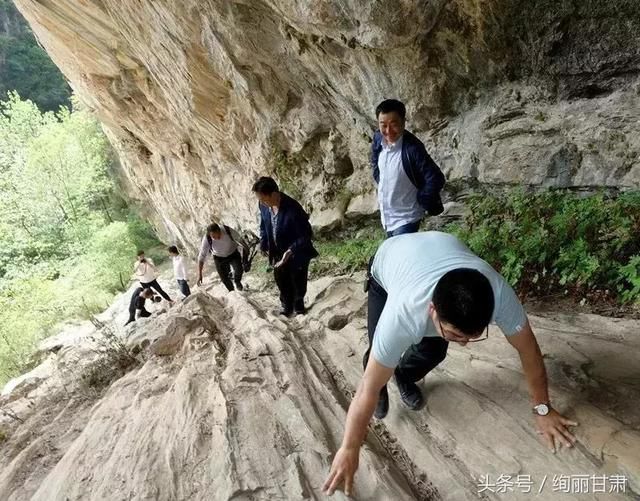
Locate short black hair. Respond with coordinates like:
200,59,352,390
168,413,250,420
375,99,406,121
167,245,179,254
207,223,221,234
137,250,145,256
432,268,495,336
252,176,279,195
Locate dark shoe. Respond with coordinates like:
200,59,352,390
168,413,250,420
279,308,293,318
234,281,244,291
395,375,424,410
374,385,389,419
294,300,306,314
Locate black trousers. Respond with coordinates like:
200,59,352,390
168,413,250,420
125,307,151,325
214,251,243,291
140,279,172,302
177,279,191,297
363,272,449,384
274,260,309,312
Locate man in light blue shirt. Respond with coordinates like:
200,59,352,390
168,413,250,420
371,100,445,237
324,232,579,496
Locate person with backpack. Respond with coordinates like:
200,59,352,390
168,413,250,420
371,99,446,237
252,176,319,317
197,223,249,291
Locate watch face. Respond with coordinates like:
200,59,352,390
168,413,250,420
536,404,549,416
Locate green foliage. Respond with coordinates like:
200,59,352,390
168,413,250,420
310,229,385,277
0,93,160,385
271,147,303,200
0,2,71,111
446,189,640,304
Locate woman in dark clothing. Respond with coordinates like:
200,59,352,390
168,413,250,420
252,176,319,317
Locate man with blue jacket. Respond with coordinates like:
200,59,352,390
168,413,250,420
252,176,319,317
371,99,446,237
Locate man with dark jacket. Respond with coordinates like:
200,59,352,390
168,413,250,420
371,99,446,237
124,287,155,326
252,176,319,317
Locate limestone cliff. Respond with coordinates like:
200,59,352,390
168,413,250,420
13,0,640,248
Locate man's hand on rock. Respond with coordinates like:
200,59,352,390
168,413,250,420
197,275,203,286
323,446,359,496
535,409,578,453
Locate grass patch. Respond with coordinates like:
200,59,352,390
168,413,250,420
310,228,385,278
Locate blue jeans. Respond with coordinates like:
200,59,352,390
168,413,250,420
177,279,191,297
386,220,421,238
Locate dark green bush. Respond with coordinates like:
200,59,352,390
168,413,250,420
446,189,640,304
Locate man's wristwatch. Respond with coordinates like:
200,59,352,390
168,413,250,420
533,403,551,416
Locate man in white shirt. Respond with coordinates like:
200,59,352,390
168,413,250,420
133,250,173,304
323,232,578,496
371,99,445,237
168,246,190,297
197,224,248,291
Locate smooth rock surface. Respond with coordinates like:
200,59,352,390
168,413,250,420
1,273,638,500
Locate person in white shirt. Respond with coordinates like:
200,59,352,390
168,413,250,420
197,223,249,291
133,250,173,303
168,246,190,297
371,99,445,237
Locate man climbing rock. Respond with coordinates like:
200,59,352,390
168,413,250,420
197,223,249,291
124,287,155,325
371,99,446,237
324,231,579,496
252,176,319,317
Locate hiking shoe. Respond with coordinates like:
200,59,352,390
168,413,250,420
395,376,424,410
374,385,389,419
234,281,244,291
279,308,293,318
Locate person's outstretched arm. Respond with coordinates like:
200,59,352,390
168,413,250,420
196,236,209,285
323,358,394,496
507,321,579,452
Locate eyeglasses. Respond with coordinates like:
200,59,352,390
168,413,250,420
438,320,489,343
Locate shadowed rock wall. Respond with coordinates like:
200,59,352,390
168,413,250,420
13,0,640,249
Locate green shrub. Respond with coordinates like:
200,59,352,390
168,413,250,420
310,230,385,277
446,189,640,304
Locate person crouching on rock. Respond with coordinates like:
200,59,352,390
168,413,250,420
124,287,156,325
197,223,249,291
133,250,174,304
323,231,579,497
168,245,191,298
252,176,319,317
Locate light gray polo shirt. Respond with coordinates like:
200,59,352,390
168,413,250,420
371,231,527,368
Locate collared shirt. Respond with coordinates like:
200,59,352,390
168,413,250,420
377,136,423,232
172,255,187,280
371,231,528,368
270,207,279,246
197,227,240,262
134,258,157,283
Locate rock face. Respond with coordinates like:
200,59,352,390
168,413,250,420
0,274,639,500
12,0,640,247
